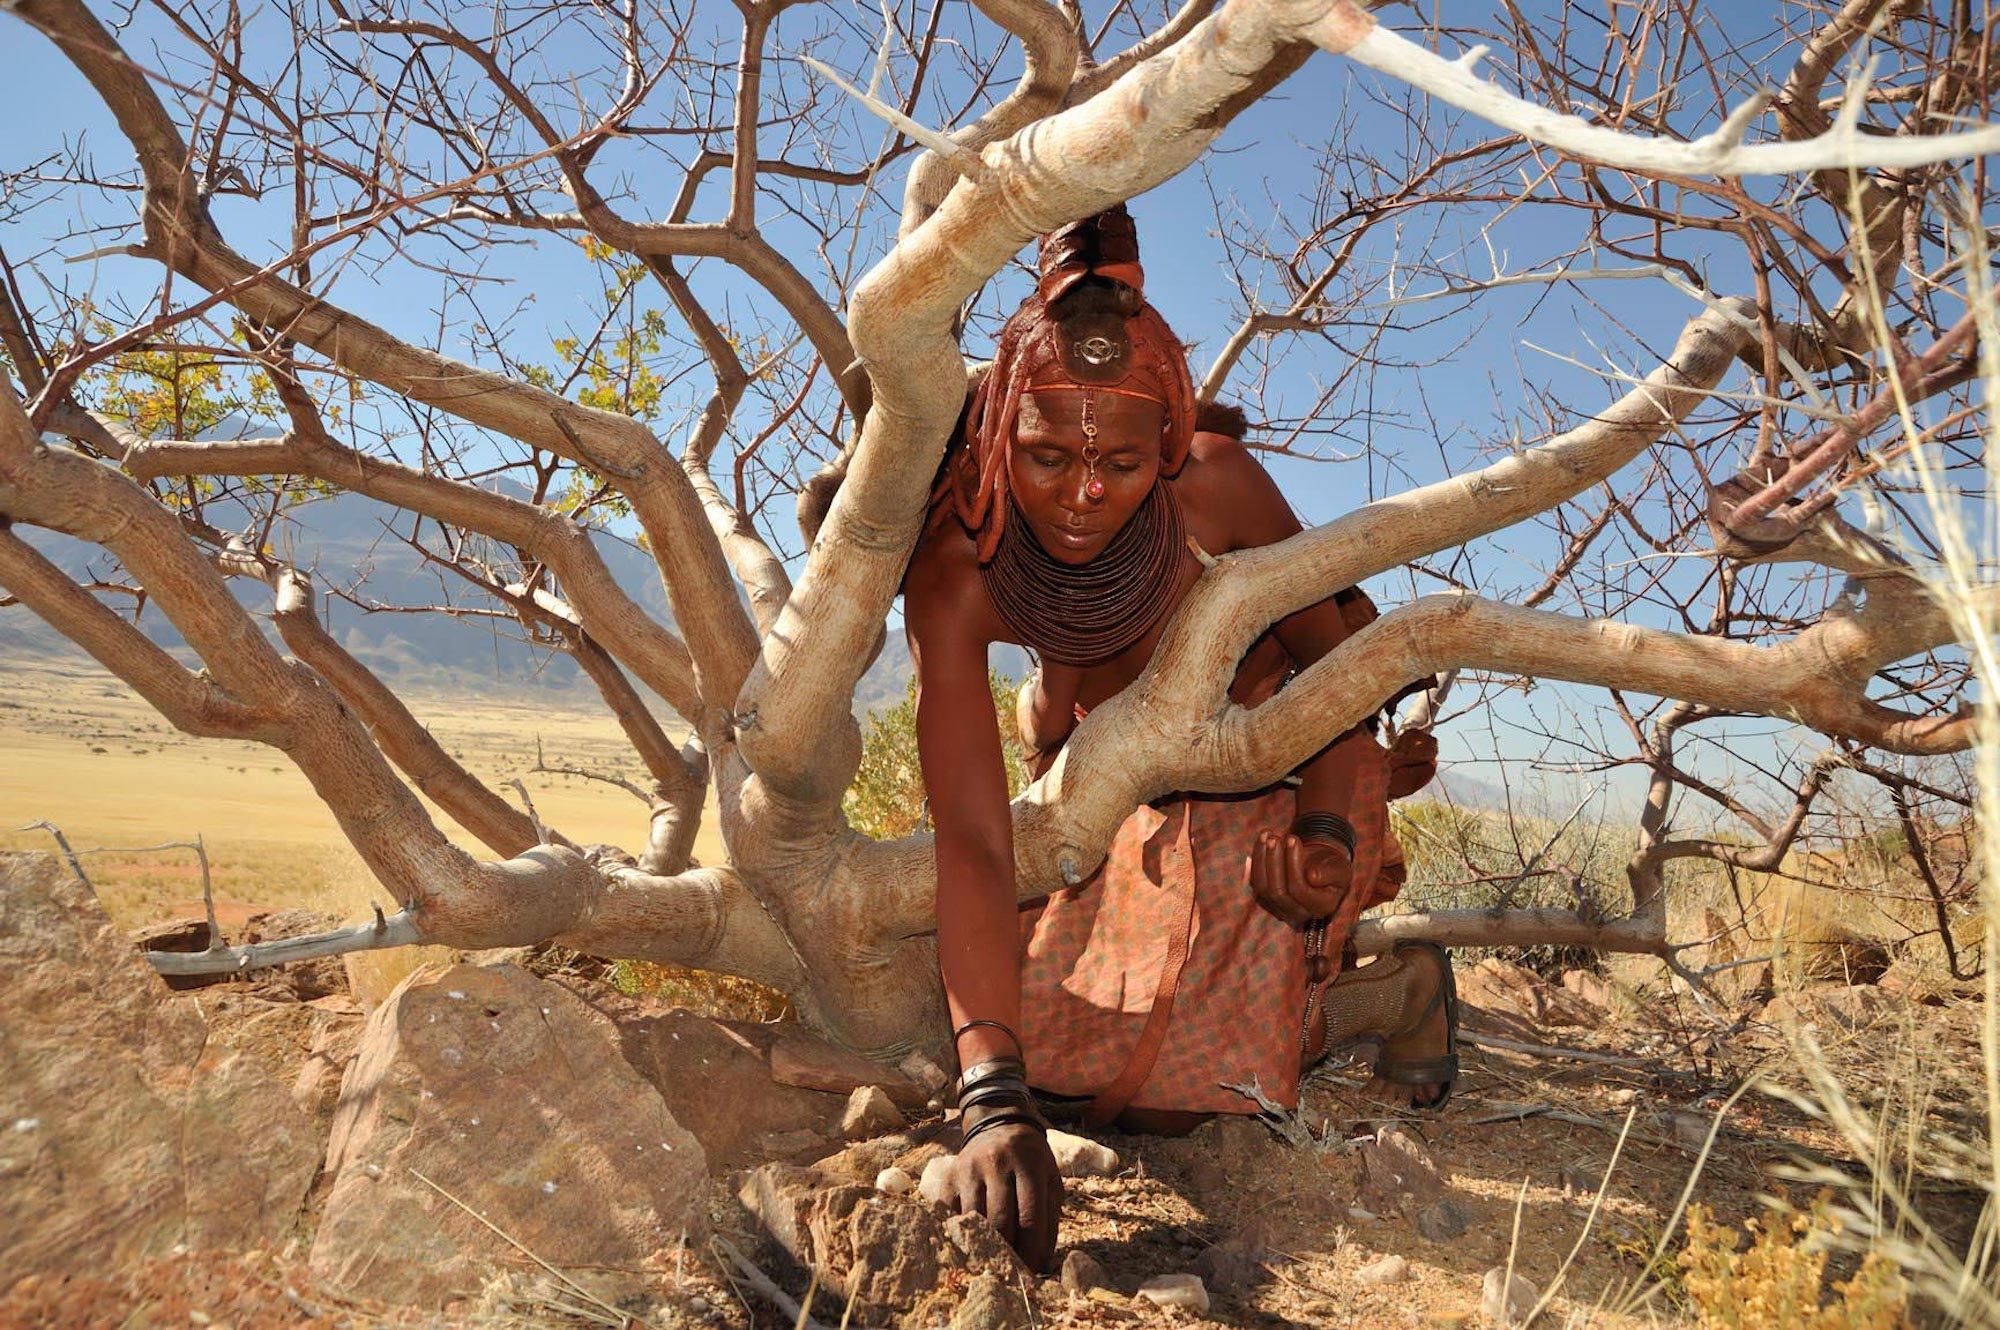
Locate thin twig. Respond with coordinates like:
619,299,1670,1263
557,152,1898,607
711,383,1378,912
409,1167,655,1328
712,1235,837,1330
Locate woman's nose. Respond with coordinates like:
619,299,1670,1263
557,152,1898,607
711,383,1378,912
1067,470,1105,508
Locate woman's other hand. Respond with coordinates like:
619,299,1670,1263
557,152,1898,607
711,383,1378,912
950,1123,1063,1272
1246,829,1354,925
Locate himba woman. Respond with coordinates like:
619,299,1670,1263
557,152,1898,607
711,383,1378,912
901,205,1459,1272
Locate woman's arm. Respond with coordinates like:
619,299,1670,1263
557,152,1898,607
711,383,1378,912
903,544,1062,1269
909,610,1024,1070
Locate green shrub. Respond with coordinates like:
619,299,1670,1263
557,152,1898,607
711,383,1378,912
845,671,1028,840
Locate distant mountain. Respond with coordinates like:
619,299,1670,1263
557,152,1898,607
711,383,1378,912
1,465,930,716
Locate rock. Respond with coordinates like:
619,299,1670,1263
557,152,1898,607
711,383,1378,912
842,1193,949,1309
1415,1196,1474,1242
0,853,321,1278
1061,1249,1111,1295
874,1166,915,1196
942,1212,1022,1270
1046,1128,1120,1178
1355,1125,1446,1217
1760,984,1902,1034
1559,969,1612,1011
898,1050,950,1097
606,1008,844,1170
1481,1267,1539,1327
1193,1219,1269,1296
1457,958,1603,1038
1557,1164,1599,1196
919,1153,957,1205
1135,1273,1210,1314
1354,1253,1410,1286
953,1272,1028,1330
740,1162,1021,1318
310,962,706,1306
842,1085,906,1140
766,1026,928,1109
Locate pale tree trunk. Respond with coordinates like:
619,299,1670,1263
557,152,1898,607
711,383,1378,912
2,0,1995,1057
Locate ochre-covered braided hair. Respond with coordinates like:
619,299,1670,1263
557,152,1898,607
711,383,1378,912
936,204,1198,564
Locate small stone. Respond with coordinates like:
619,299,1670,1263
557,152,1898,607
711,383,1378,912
1481,1267,1539,1327
841,1085,905,1140
1046,1129,1120,1178
1560,969,1612,1010
918,1153,957,1206
1667,1109,1710,1149
1346,1205,1379,1223
188,1313,213,1327
1607,1088,1638,1107
898,1050,950,1094
1193,1220,1269,1296
1135,1273,1210,1314
1415,1196,1473,1242
874,1166,915,1196
952,1271,1028,1330
1354,1253,1409,1286
1355,1125,1445,1216
1557,1165,1599,1196
1061,1249,1111,1294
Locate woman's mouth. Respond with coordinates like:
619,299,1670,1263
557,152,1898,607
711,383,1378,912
1049,524,1099,548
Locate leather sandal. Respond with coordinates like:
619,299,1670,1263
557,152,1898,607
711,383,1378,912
1314,940,1460,1109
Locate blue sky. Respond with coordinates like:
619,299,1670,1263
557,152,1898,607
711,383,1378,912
0,1,1979,833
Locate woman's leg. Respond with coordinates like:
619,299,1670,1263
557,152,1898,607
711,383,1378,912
1308,941,1459,1108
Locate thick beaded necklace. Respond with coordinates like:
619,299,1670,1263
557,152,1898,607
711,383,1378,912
980,482,1187,668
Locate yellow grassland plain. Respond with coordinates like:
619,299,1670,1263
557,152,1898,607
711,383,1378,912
0,655,726,933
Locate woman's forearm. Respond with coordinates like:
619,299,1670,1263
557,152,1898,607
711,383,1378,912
1294,723,1375,825
935,838,1027,1067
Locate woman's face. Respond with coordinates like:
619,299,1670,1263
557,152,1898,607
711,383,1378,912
1008,388,1165,565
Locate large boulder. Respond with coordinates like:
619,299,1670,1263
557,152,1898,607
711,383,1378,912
607,1006,852,1169
310,961,707,1307
594,993,930,1170
0,852,320,1278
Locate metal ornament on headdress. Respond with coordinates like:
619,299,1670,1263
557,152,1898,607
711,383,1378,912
1080,391,1105,500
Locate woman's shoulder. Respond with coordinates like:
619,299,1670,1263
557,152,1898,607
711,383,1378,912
1179,401,1263,487
904,511,994,644
1175,406,1290,546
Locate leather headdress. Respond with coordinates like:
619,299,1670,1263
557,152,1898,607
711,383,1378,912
940,204,1197,563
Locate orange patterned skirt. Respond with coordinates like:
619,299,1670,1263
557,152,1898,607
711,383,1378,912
1017,785,1404,1115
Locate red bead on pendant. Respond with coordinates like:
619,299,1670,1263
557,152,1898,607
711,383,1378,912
1085,476,1106,500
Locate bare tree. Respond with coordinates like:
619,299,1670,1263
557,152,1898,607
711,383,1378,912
1,0,1994,1058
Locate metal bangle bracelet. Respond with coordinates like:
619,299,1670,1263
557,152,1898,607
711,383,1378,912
1292,810,1357,856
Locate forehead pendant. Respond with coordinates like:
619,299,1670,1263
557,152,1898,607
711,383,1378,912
1080,390,1106,500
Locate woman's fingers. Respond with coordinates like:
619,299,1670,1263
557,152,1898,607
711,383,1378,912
982,1167,1018,1248
1286,836,1348,917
